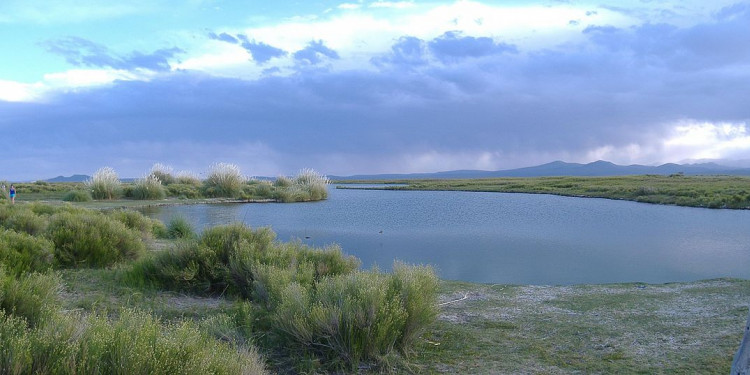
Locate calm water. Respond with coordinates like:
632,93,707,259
141,187,750,285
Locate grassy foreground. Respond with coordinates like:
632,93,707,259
338,175,750,209
59,267,750,374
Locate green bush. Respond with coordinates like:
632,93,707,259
0,306,268,374
203,163,245,198
149,163,176,185
131,174,166,200
273,176,292,188
0,269,61,328
62,190,92,202
175,171,202,186
107,209,166,239
0,230,55,275
272,263,438,370
85,167,122,200
0,207,46,236
46,212,145,268
167,183,202,199
166,216,195,239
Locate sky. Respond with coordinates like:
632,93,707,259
1,0,750,181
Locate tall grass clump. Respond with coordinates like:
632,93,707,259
0,230,55,276
272,263,438,370
274,168,330,202
0,269,61,327
203,163,245,198
131,174,167,200
85,167,121,200
149,163,176,185
62,189,92,202
175,170,202,186
166,216,195,239
46,211,145,268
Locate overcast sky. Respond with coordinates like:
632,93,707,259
1,0,750,180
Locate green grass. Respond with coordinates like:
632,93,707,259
338,174,750,209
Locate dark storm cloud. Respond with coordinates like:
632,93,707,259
41,36,183,71
293,40,340,65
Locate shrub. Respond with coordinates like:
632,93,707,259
166,216,195,239
107,209,165,239
203,163,245,198
272,263,438,369
47,211,145,268
0,207,46,236
252,181,274,199
131,174,167,200
149,163,176,185
0,230,55,275
273,176,292,188
167,183,202,199
0,269,61,327
62,189,92,202
85,167,121,200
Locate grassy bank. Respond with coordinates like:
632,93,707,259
337,175,750,209
56,268,750,374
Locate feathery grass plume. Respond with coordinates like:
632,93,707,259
85,167,121,200
149,163,176,185
132,173,167,200
203,163,245,198
0,230,55,276
62,189,92,202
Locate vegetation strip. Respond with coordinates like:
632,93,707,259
337,174,750,209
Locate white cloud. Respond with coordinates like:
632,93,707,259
0,80,43,102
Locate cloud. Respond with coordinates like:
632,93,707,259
208,32,239,44
41,37,182,71
427,31,517,63
208,32,287,64
371,36,428,68
293,40,340,65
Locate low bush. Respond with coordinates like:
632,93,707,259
0,206,46,236
166,216,195,239
85,167,122,200
107,209,166,239
0,269,61,327
62,189,92,202
167,183,202,199
272,263,438,370
0,230,55,275
203,163,245,198
46,212,145,268
175,171,202,186
131,174,166,200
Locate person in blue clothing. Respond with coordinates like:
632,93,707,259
9,184,16,204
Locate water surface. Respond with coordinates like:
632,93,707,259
141,188,750,285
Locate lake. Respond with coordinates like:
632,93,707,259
140,187,750,285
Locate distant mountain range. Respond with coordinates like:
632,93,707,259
330,160,750,180
46,174,90,182
44,160,750,183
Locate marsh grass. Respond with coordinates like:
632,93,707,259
203,163,245,198
61,190,92,202
85,167,122,200
359,175,750,209
131,174,166,200
149,163,176,185
166,216,195,239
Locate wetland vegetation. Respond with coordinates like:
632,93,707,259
2,174,749,373
338,174,750,209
